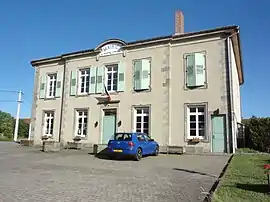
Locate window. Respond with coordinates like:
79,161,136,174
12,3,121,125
114,133,132,141
187,106,206,139
133,58,151,91
43,111,54,136
78,69,90,94
75,109,88,137
105,64,118,92
46,74,57,98
134,107,150,136
185,52,206,88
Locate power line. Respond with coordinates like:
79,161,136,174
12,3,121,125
0,100,18,103
0,90,19,93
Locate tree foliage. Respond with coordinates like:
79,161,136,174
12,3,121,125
0,110,30,140
0,110,14,139
18,120,29,138
243,116,270,152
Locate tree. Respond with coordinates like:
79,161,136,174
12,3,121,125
0,110,14,139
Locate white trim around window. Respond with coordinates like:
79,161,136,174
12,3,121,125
46,74,57,98
186,105,206,139
74,109,88,138
78,68,90,95
105,64,118,92
133,106,150,136
43,111,54,136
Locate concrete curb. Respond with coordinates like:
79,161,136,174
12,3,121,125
203,154,234,202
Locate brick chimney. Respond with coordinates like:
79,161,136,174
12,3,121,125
175,10,184,35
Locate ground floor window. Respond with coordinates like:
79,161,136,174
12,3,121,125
43,111,54,136
134,107,150,136
75,109,88,137
187,105,206,139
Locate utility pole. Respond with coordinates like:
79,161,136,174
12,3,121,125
13,91,22,142
28,123,31,140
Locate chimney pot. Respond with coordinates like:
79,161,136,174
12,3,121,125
175,10,184,35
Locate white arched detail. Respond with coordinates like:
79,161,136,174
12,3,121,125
95,39,126,56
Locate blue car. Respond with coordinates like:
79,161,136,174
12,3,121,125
107,132,159,161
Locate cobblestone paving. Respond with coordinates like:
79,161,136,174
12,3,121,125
0,142,230,202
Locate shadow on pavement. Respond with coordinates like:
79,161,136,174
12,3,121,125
172,168,218,178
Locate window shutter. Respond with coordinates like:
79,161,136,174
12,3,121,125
186,54,196,87
70,70,77,96
89,67,97,94
141,59,151,90
55,72,63,98
96,66,105,94
39,75,47,99
195,53,206,86
117,62,125,92
133,60,142,90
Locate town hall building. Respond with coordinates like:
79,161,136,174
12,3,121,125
29,11,244,154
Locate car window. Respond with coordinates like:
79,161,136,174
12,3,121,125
137,134,145,142
143,134,151,141
114,133,132,141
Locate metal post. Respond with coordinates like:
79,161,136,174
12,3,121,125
13,90,22,142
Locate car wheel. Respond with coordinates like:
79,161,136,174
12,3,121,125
154,146,159,156
135,148,142,161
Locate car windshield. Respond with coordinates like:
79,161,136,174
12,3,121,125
113,133,132,141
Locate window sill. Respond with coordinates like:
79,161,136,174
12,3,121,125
186,138,209,143
132,88,151,94
43,97,57,101
184,83,208,91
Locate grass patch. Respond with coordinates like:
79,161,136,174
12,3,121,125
213,155,270,202
0,136,12,142
236,148,260,153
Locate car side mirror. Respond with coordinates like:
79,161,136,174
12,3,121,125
150,139,154,141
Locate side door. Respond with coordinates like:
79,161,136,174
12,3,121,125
143,134,155,154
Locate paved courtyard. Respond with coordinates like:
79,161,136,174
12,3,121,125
0,142,230,202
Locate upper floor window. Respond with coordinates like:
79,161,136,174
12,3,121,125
39,73,63,99
46,74,57,98
78,69,90,95
133,58,151,91
105,64,118,92
185,52,206,88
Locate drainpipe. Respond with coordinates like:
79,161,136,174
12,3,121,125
58,59,66,143
168,42,172,146
226,35,236,154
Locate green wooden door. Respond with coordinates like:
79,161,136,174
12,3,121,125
102,113,116,144
212,116,225,153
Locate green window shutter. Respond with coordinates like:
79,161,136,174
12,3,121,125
195,53,206,86
96,66,105,94
186,54,196,87
55,72,63,98
141,59,151,90
70,70,77,96
39,75,47,99
117,62,125,92
133,60,142,90
89,67,97,94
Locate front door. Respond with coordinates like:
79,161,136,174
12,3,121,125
212,115,226,153
102,109,116,144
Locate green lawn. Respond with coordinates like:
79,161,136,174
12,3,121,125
213,154,270,202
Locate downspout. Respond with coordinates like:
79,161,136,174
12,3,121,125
168,42,172,146
58,58,66,143
226,36,236,154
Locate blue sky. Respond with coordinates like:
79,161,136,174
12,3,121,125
0,0,269,118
